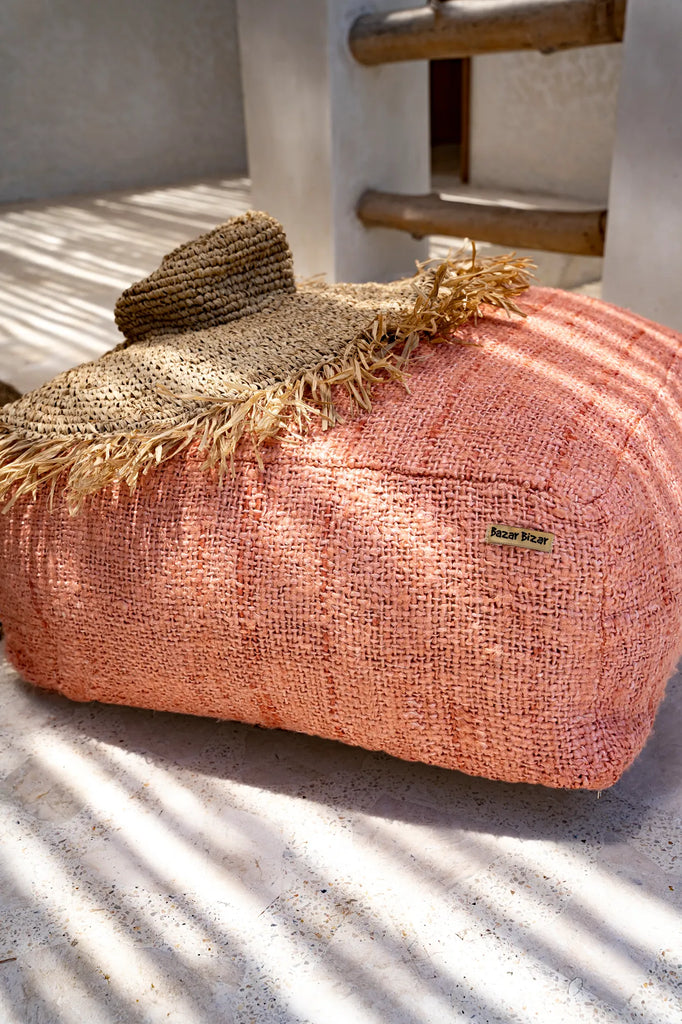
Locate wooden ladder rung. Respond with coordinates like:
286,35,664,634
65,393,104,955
357,190,607,257
350,0,626,65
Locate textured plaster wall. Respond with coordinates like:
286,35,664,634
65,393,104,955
603,0,682,330
470,45,622,204
0,0,247,203
237,0,429,282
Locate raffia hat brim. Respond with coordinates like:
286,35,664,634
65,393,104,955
1,279,419,441
0,212,532,511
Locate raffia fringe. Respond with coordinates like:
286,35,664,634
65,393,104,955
0,249,533,513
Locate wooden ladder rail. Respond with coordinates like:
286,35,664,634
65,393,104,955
351,0,626,256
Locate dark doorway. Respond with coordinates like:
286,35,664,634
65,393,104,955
430,58,471,181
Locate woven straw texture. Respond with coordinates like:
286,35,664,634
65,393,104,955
0,212,530,510
114,213,296,342
1,286,681,788
0,210,528,512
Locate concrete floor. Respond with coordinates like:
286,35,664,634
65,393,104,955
0,179,680,1024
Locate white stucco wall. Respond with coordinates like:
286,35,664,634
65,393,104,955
0,0,247,203
237,0,429,282
470,45,622,204
603,0,682,330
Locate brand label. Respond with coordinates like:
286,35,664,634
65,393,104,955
485,523,554,554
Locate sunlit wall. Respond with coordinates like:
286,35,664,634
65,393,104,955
0,0,247,204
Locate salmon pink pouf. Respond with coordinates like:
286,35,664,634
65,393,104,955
1,212,681,790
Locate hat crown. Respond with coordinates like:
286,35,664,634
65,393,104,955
114,211,295,343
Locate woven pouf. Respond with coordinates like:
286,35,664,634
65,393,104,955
1,213,681,789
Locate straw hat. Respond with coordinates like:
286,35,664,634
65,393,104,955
0,211,531,510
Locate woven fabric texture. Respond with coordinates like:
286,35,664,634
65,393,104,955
114,213,296,343
1,286,681,788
